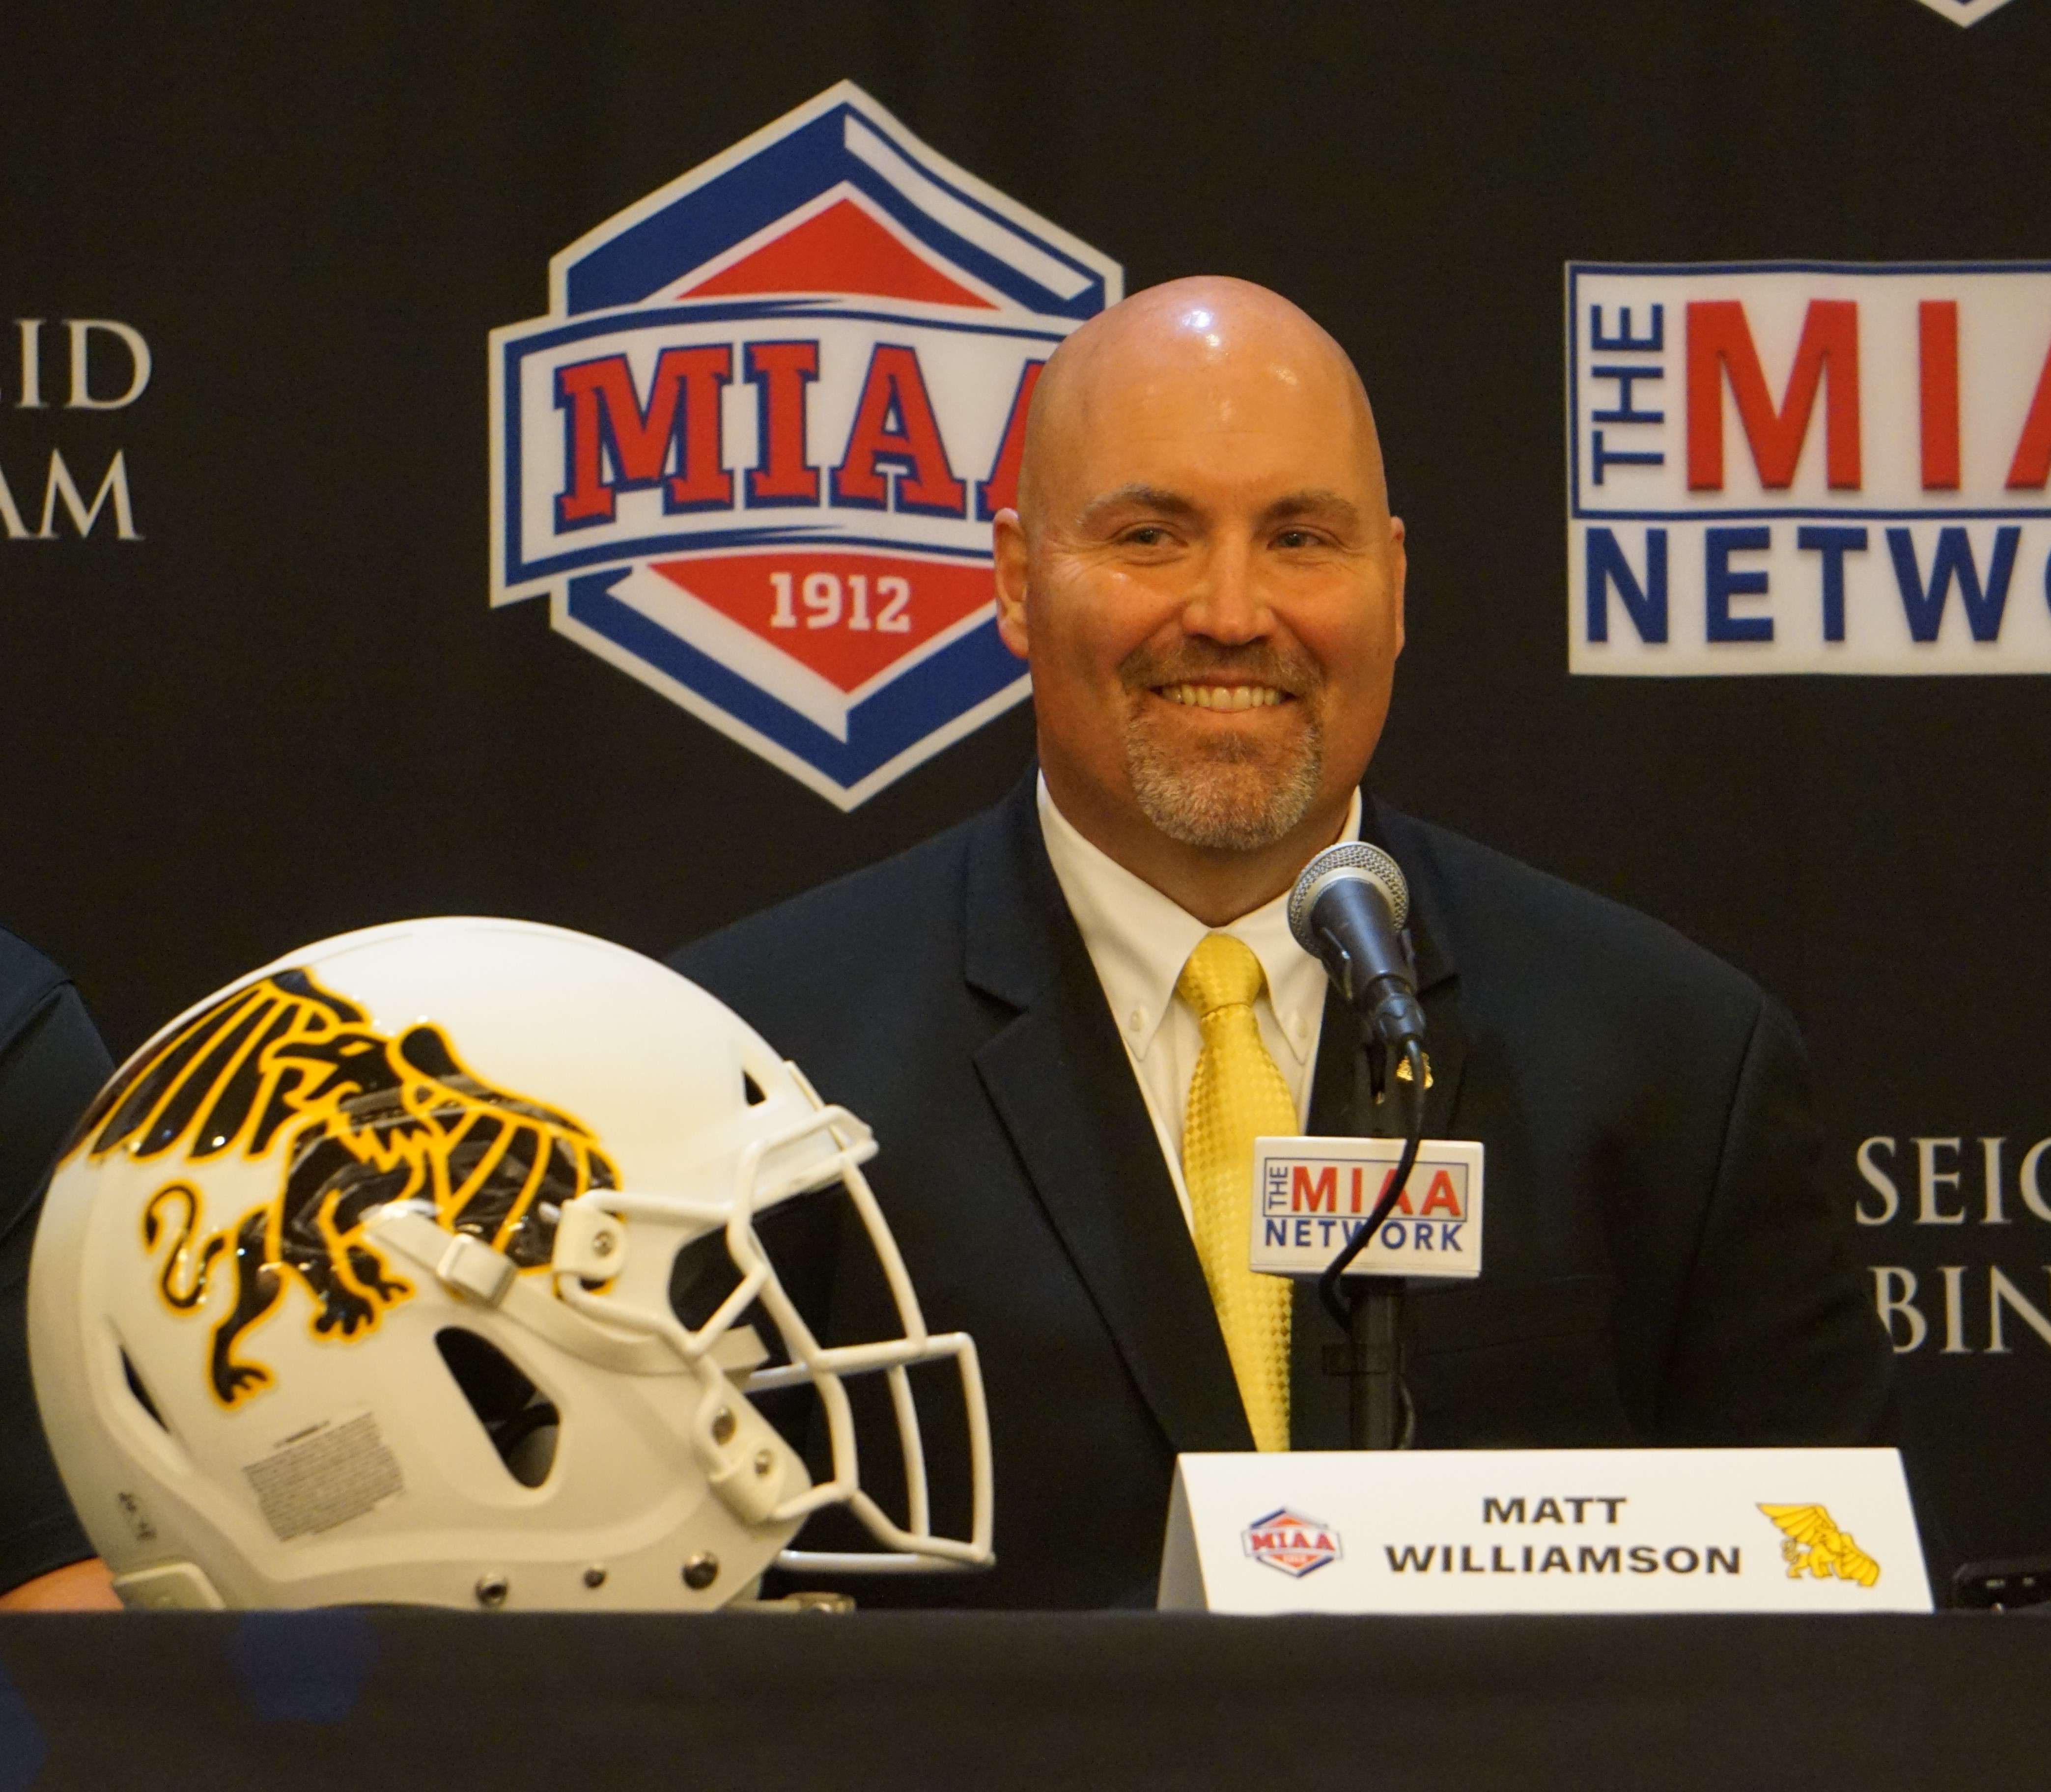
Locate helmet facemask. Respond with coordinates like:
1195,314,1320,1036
538,1092,993,1574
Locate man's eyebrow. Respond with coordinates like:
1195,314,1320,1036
1258,488,1364,530
1073,484,1203,531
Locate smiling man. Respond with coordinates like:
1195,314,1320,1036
998,277,1403,930
674,278,1891,1609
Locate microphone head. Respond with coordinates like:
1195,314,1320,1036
1288,842,1410,952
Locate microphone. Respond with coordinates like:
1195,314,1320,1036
1287,842,1425,1059
1291,842,1431,1357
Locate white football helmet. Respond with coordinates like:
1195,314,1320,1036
29,917,991,1610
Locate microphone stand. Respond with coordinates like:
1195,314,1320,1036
1318,1038,1425,1451
1344,1274,1405,1452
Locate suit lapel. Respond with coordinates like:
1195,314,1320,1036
964,777,1254,1456
1363,795,1468,1136
1302,799,1469,1141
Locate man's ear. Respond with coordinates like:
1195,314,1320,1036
1388,515,1408,658
992,508,1030,661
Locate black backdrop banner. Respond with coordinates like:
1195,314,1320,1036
4,0,2049,1587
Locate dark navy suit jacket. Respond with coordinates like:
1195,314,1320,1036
674,776,1892,1609
0,929,113,1592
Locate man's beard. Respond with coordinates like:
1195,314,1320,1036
1119,643,1325,852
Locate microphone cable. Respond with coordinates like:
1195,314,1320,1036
1317,1036,1427,1332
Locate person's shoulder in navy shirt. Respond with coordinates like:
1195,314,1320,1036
0,927,118,1607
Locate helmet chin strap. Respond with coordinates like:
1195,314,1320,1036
370,1200,803,1531
365,1203,768,1378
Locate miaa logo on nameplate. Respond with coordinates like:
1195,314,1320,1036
490,83,1122,808
1243,1508,1343,1579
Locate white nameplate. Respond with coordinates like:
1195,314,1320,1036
1251,1135,1483,1279
1159,1449,1930,1613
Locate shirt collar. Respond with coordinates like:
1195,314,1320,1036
1036,775,1362,1067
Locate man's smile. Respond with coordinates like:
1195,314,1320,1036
1153,682,1290,712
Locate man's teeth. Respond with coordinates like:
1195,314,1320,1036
1160,683,1284,711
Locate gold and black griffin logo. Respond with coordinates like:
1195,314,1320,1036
1757,1503,1882,1589
70,968,617,1407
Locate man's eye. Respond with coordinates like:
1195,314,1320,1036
1123,526,1171,547
1274,528,1322,550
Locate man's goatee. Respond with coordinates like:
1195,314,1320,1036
1124,721,1324,851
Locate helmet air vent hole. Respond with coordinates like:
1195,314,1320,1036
119,1348,169,1432
742,1070,768,1107
434,1328,559,1488
669,1229,744,1333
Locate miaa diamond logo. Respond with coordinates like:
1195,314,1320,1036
490,83,1121,808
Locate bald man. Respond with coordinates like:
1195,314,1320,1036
674,279,1891,1609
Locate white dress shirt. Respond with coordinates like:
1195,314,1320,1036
1036,774,1362,1231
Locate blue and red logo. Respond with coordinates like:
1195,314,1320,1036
1906,0,2022,25
1243,1508,1344,1579
490,82,1121,807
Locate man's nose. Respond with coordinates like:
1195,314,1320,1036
1180,537,1269,644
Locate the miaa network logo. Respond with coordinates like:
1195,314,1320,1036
1567,261,2051,674
490,83,1121,808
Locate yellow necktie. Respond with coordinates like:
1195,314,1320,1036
1176,933,1294,1452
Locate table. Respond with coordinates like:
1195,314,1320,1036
1,1610,2046,1790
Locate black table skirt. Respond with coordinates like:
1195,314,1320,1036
1,1610,2047,1790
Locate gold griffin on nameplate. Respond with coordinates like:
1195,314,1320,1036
1757,1504,1882,1588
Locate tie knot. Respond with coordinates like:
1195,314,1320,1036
1176,932,1266,1019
